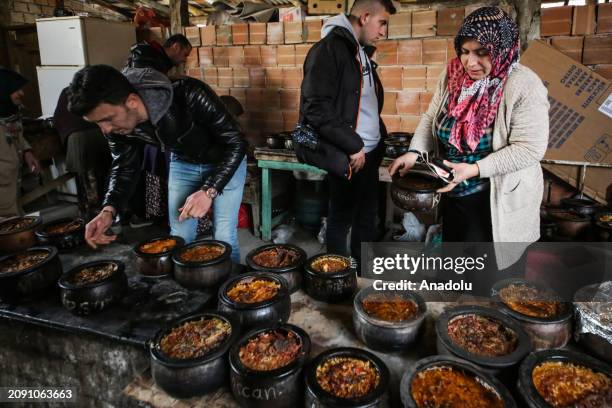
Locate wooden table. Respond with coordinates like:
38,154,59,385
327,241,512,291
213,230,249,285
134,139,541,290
254,147,396,241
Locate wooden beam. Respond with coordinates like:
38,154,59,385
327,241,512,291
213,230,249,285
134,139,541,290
86,0,133,19
169,0,189,34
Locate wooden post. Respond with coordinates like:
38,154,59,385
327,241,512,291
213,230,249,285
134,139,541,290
510,0,542,51
169,0,188,35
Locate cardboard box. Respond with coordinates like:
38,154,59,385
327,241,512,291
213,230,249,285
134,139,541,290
550,36,584,63
583,35,612,65
232,24,249,45
521,40,612,204
436,7,464,37
184,26,201,47
412,10,436,38
594,64,612,81
540,6,573,37
571,5,596,36
597,3,612,34
308,0,345,15
200,26,216,46
387,13,411,39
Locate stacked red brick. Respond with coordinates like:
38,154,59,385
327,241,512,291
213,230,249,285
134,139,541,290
542,3,612,80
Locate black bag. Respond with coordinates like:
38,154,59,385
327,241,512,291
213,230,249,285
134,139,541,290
291,123,351,179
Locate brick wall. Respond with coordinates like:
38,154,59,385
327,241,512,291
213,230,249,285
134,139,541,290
185,4,514,144
3,0,125,26
543,3,612,80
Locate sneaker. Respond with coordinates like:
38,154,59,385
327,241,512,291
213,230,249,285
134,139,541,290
129,214,154,228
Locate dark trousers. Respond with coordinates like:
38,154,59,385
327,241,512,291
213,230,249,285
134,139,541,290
326,144,383,263
441,188,493,242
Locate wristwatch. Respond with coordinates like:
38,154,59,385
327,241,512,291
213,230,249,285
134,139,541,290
204,187,218,199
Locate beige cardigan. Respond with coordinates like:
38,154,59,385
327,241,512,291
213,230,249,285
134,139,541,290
410,64,549,267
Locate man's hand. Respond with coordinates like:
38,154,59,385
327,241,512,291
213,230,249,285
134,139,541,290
85,206,116,249
389,152,419,177
349,148,366,173
179,190,213,221
436,161,479,193
23,151,41,175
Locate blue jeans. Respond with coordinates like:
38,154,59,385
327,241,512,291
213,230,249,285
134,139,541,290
168,154,246,264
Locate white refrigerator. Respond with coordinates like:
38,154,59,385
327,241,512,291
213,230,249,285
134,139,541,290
36,16,136,117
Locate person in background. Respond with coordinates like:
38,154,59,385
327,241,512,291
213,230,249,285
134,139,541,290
125,34,193,228
299,0,396,265
389,7,549,269
67,65,247,264
53,88,111,218
126,34,192,76
0,68,41,218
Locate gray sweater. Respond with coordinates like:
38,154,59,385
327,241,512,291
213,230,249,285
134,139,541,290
411,63,550,268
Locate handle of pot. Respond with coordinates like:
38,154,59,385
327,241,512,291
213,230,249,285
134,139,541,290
432,193,441,210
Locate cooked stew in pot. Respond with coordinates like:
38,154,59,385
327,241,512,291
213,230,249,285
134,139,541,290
71,263,118,286
362,294,419,322
311,256,349,273
447,314,518,357
499,283,563,318
239,330,302,371
0,217,35,233
532,361,612,408
252,247,300,268
0,250,48,274
45,220,81,235
139,238,178,254
411,366,503,408
226,278,280,303
180,244,225,262
316,356,380,399
160,317,231,360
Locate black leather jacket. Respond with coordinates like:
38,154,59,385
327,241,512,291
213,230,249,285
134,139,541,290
102,77,247,212
300,26,387,156
125,42,174,74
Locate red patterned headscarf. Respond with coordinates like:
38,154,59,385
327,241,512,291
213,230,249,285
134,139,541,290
447,7,520,153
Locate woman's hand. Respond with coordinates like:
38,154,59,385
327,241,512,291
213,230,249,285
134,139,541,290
23,151,41,175
85,207,116,249
437,161,480,193
389,152,419,177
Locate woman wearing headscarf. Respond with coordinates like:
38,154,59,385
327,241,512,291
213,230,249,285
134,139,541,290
0,68,41,217
389,7,549,267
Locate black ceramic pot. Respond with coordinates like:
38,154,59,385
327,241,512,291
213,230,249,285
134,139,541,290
303,254,357,303
561,197,600,218
58,260,127,315
35,217,85,250
172,240,232,289
390,172,441,212
150,311,240,399
491,278,573,350
133,235,185,278
352,285,426,351
0,215,42,254
400,355,517,408
229,324,311,407
435,305,531,379
517,349,612,408
0,246,61,300
305,347,390,407
245,244,306,293
218,272,291,331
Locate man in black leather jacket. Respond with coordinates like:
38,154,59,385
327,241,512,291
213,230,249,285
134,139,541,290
67,65,247,263
126,34,192,75
300,0,394,264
